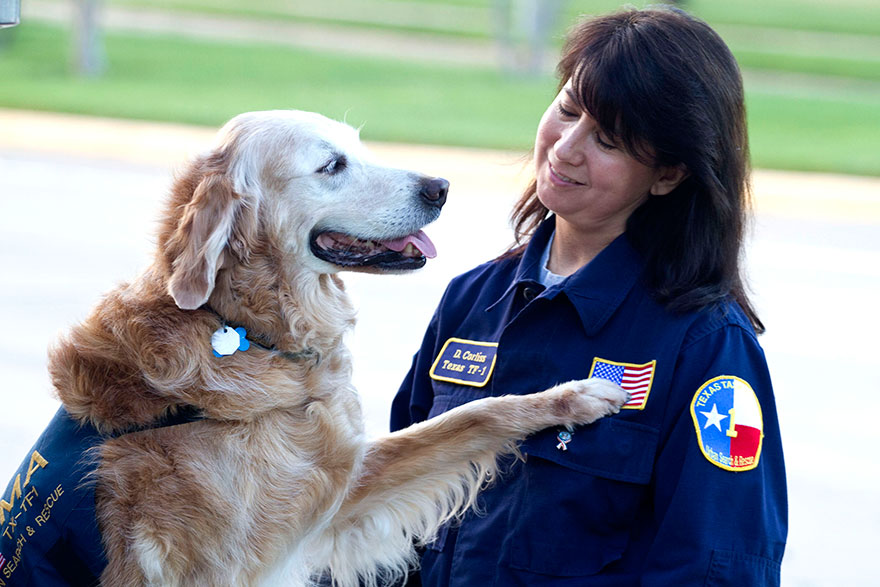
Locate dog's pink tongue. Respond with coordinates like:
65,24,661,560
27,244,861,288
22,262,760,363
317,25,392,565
381,230,437,259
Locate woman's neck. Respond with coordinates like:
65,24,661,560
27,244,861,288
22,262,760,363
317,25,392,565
546,217,622,276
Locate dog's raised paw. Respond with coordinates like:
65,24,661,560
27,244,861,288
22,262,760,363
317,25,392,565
554,377,629,426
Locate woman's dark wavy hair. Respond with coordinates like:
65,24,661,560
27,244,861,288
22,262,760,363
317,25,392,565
509,6,764,333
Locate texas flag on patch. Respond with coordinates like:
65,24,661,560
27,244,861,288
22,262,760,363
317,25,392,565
589,357,656,410
690,375,764,471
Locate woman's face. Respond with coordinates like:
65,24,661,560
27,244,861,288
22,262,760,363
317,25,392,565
534,82,680,236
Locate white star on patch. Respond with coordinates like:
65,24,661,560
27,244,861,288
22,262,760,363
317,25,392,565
700,403,728,432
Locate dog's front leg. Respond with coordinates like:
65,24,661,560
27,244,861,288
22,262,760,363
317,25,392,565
320,378,627,587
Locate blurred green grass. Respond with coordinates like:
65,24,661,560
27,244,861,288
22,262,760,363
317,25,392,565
0,0,879,176
0,23,555,147
107,0,880,38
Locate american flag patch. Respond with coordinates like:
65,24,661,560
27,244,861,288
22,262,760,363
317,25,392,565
0,551,6,571
589,358,656,410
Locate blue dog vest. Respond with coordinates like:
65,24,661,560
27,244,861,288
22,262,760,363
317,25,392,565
1,406,202,586
1,408,105,586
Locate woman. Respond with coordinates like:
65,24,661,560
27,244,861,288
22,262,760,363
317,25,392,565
391,6,787,586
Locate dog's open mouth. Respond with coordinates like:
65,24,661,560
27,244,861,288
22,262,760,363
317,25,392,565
310,230,437,270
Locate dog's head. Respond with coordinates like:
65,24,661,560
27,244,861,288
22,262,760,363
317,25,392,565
159,110,448,310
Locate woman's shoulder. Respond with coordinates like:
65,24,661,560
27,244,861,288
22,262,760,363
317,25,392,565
680,297,758,350
446,253,519,291
432,254,520,315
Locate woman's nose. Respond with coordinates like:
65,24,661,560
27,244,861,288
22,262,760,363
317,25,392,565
554,121,588,166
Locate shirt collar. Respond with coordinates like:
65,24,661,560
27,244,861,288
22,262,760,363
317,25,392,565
488,216,645,336
485,217,552,311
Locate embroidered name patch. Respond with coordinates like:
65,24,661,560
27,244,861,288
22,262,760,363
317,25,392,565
690,375,764,472
588,358,656,410
429,338,499,387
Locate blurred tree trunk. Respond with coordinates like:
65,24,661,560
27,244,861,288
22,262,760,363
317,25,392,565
493,0,565,76
73,0,105,77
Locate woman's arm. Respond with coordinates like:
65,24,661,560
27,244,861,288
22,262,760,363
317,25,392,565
641,323,787,585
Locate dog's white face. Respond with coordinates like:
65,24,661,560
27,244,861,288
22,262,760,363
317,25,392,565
220,110,447,274
166,110,447,310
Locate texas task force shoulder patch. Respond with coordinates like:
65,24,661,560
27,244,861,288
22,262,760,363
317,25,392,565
429,338,499,387
691,375,764,471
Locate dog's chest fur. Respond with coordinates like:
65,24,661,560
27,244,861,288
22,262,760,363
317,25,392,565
48,272,366,584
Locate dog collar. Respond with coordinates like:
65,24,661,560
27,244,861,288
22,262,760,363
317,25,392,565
201,306,318,363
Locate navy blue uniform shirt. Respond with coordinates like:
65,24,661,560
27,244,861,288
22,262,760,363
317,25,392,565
391,218,787,585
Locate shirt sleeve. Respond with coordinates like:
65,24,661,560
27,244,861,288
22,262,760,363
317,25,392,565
390,312,440,432
640,322,788,585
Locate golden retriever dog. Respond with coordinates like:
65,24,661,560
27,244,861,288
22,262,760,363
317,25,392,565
13,110,627,585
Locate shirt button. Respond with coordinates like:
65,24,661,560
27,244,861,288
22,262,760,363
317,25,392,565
523,287,538,301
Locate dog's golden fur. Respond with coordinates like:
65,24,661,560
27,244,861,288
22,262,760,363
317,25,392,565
45,110,627,585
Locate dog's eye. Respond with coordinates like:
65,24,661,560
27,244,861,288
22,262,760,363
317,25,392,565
317,156,347,175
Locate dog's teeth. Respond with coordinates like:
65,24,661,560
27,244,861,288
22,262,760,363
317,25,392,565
403,243,415,256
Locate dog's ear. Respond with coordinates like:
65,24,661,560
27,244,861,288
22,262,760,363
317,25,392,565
166,161,259,310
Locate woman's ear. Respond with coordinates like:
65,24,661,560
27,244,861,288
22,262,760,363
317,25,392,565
650,164,690,196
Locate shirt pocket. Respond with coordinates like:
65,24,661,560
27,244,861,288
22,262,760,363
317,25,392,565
507,418,659,577
705,549,782,586
426,382,493,420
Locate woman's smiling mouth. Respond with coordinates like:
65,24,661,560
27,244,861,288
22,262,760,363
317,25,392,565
549,163,585,186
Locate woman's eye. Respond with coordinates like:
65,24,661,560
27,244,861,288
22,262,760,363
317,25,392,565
318,156,347,175
595,132,617,151
556,103,578,119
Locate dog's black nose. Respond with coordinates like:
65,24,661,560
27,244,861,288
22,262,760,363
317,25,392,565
419,177,449,209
